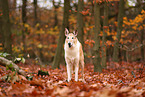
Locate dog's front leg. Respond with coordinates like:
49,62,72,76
66,63,71,82
75,60,79,81
65,58,72,82
80,60,84,81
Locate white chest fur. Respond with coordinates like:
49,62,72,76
64,41,80,60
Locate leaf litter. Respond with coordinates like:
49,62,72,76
0,61,145,97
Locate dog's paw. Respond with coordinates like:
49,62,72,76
78,79,86,83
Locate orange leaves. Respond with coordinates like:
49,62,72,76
93,0,119,4
141,9,145,14
49,44,57,49
123,10,145,31
101,16,104,19
138,26,143,31
112,35,117,40
69,14,77,24
0,12,3,16
80,9,90,15
0,61,145,96
119,39,124,44
7,82,35,96
0,43,3,51
106,40,112,46
53,86,73,96
93,0,103,4
85,39,95,47
121,10,145,46
103,26,109,29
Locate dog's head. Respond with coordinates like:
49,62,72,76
65,28,78,48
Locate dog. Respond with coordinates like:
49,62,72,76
64,28,84,82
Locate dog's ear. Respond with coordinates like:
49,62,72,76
65,28,69,36
73,30,78,36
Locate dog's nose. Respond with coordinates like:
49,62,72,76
68,43,72,48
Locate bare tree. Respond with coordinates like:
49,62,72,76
141,21,144,61
52,0,70,69
0,2,3,48
1,0,12,55
139,0,145,61
34,0,38,26
52,0,61,27
113,0,124,62
93,0,102,72
22,0,27,55
77,0,84,46
13,0,17,11
101,1,108,68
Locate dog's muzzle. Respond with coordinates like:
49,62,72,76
68,43,72,48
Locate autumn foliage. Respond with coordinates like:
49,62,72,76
0,61,145,96
0,0,145,96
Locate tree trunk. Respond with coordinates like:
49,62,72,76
93,0,102,72
141,27,144,61
0,57,26,77
13,0,17,11
136,0,142,14
54,8,58,27
1,0,12,55
33,0,43,63
113,0,124,62
0,2,3,48
140,0,144,61
34,0,38,26
52,0,60,27
86,0,94,64
52,0,70,69
123,50,127,61
0,15,3,48
22,0,27,56
101,1,108,68
77,0,84,47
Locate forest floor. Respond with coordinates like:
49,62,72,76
0,61,145,97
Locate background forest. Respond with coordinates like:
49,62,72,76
0,0,145,96
0,0,145,67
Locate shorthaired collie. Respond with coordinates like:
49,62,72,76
64,28,84,82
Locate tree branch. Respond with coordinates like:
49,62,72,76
0,57,26,77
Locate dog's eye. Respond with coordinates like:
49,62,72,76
72,37,74,39
67,37,69,39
